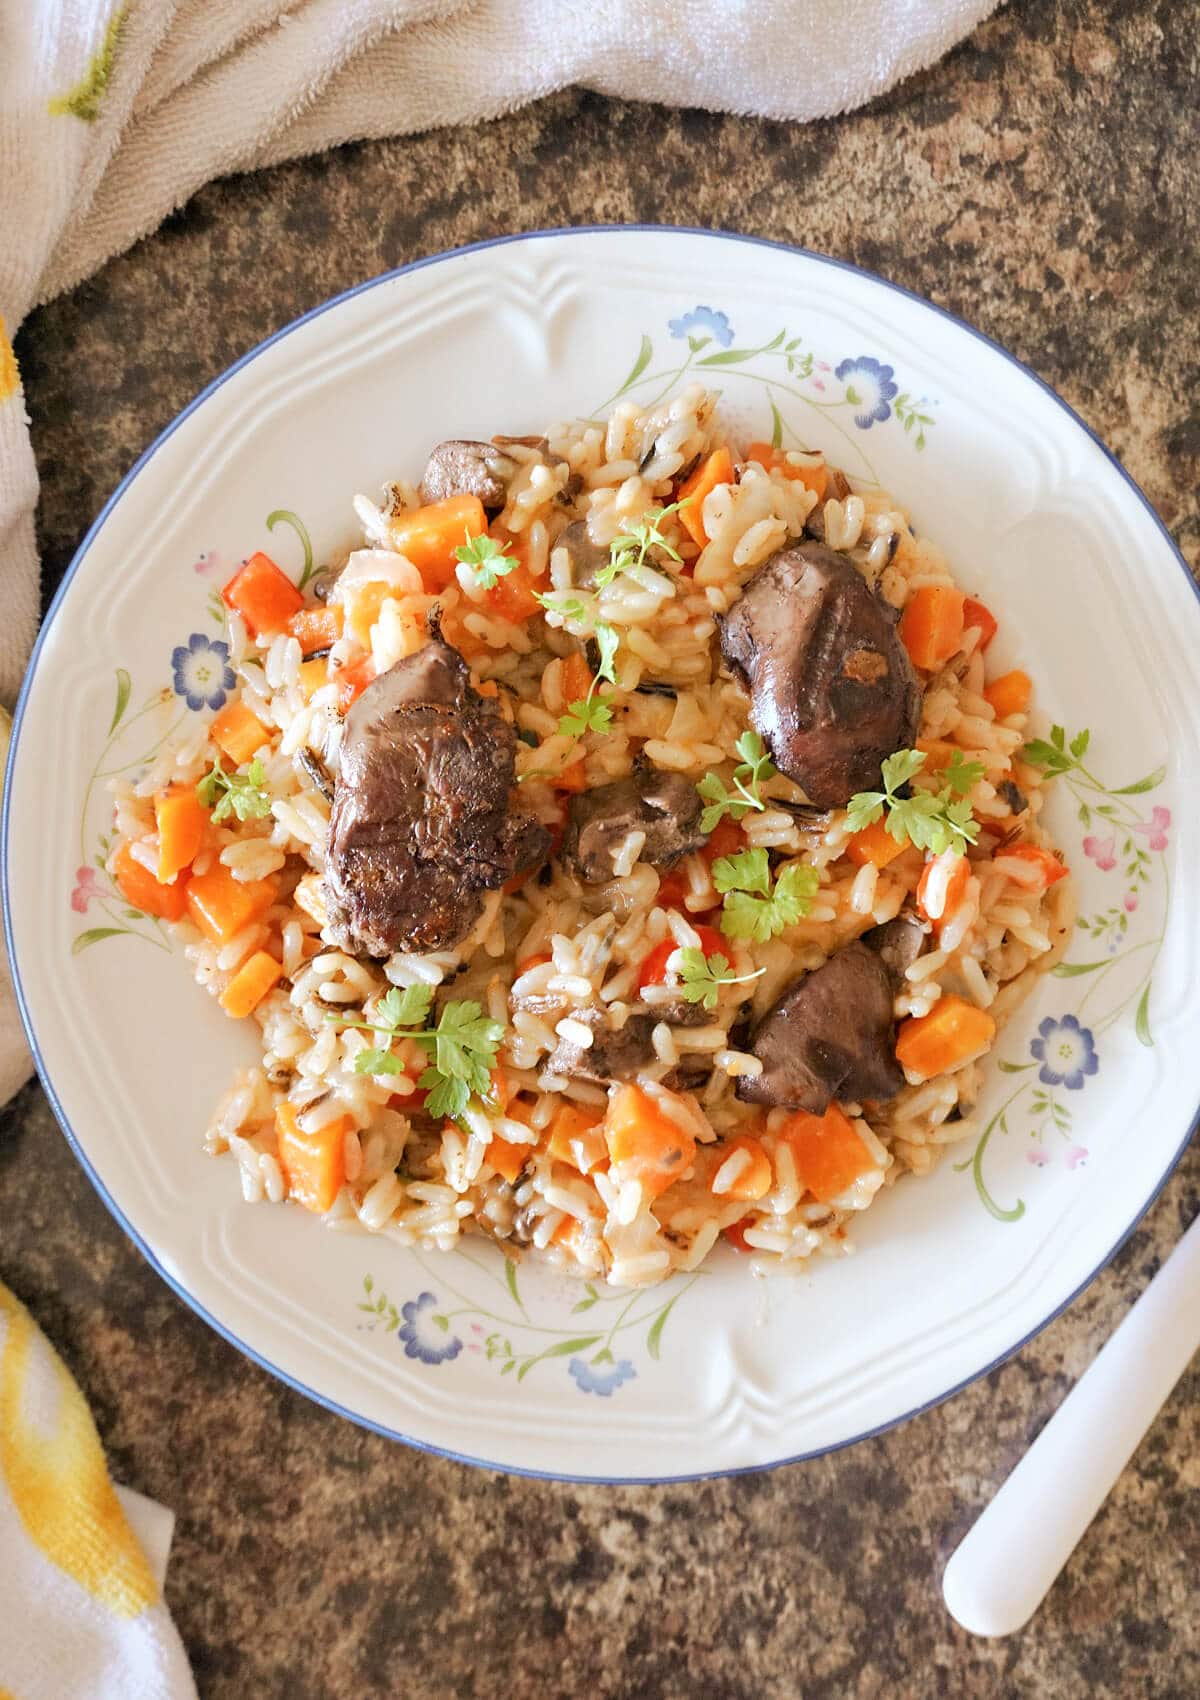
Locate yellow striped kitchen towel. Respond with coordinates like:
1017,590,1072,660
0,1282,195,1699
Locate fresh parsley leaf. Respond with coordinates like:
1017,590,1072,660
596,499,690,589
712,847,772,896
698,732,778,831
845,747,979,857
411,1000,506,1104
377,983,434,1030
455,529,518,591
713,852,820,943
356,1047,404,1076
534,592,588,623
675,947,765,1011
421,1070,471,1123
558,694,613,738
195,756,271,825
942,749,985,796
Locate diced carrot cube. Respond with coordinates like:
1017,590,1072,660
297,658,329,701
276,1103,350,1213
388,493,488,593
155,786,209,884
287,604,343,655
184,864,277,945
559,652,594,706
744,441,829,500
547,1103,608,1174
899,585,965,671
895,995,996,1082
485,1133,530,1184
713,1135,772,1203
846,818,907,869
221,552,304,636
984,669,1032,720
112,841,188,921
677,446,735,547
210,698,269,767
332,654,376,714
996,843,1068,887
219,950,283,1019
777,1105,876,1204
605,1084,696,1199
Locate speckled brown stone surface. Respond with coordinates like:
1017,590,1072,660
6,0,1199,1695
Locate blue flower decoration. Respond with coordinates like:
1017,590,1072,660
668,306,734,348
397,1291,463,1365
1030,1015,1099,1091
170,632,235,712
834,355,899,429
568,1355,637,1397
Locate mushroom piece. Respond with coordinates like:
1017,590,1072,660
734,940,904,1114
718,541,921,809
553,519,612,591
545,1010,657,1084
561,760,705,885
418,439,518,511
323,620,550,957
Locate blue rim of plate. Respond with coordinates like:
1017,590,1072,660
5,225,1199,1484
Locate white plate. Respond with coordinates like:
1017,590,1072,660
7,228,1199,1480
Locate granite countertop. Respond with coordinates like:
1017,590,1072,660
6,0,1199,1693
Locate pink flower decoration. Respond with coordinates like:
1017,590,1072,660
811,379,826,391
1132,806,1170,852
191,549,227,576
70,866,100,914
470,1323,484,1335
1026,1147,1051,1167
1123,892,1138,913
816,361,832,371
1082,833,1116,871
1065,1145,1088,1170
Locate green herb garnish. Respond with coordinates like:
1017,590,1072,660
557,627,618,740
534,592,588,623
711,847,821,944
596,499,690,590
455,530,519,591
942,749,986,797
844,749,979,856
195,757,271,825
675,947,765,1011
697,731,777,832
331,987,505,1121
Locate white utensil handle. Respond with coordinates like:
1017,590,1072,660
943,1211,1200,1637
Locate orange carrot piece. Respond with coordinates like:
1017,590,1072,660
485,1133,531,1185
723,1216,757,1253
899,585,965,671
997,843,1068,886
547,1103,608,1175
700,816,744,869
916,736,960,773
560,652,594,705
962,596,998,650
112,841,188,921
984,669,1032,720
677,446,734,547
221,552,304,636
388,493,487,592
515,950,553,976
485,557,544,623
846,818,908,869
778,1104,876,1204
604,1084,696,1199
553,759,588,793
184,864,277,946
895,995,996,1081
744,441,829,500
332,654,377,715
297,658,329,701
714,1135,772,1203
210,698,269,766
276,1103,350,1214
155,787,209,884
219,950,283,1019
287,603,343,655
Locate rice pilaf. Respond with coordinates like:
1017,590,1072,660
109,385,1074,1289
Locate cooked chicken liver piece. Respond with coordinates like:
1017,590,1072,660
735,940,904,1113
554,520,612,590
324,624,550,957
418,439,516,511
561,759,705,884
803,467,852,543
545,1009,657,1083
718,541,920,809
860,915,926,980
